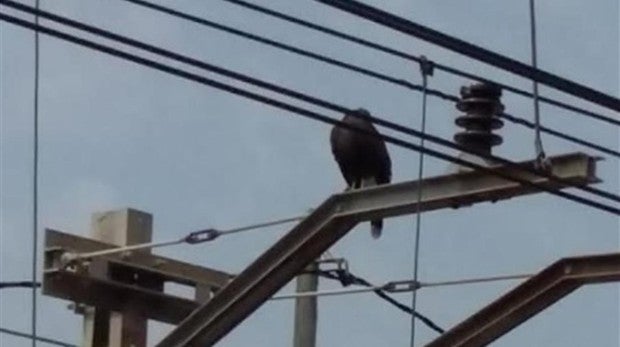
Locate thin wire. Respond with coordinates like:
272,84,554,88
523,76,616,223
316,270,445,334
120,0,620,158
419,273,532,288
218,0,620,127
31,1,40,345
314,0,620,112
529,0,546,164
0,281,41,289
273,272,534,299
271,285,379,300
2,3,618,206
66,213,306,262
1,12,619,216
0,327,77,347
410,59,431,347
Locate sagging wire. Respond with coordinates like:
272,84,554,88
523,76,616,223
60,213,307,266
410,56,434,346
529,0,549,169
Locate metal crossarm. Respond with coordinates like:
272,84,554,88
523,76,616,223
426,253,620,347
157,152,599,346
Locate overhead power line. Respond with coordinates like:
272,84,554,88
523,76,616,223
218,0,620,127
1,10,618,216
314,0,620,112
0,327,76,347
2,1,618,206
62,213,306,263
0,281,41,289
31,1,41,346
119,0,620,159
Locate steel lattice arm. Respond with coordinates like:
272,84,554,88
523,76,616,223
157,152,599,346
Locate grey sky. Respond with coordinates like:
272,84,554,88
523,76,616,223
1,0,618,346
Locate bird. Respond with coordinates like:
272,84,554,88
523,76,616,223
330,108,392,238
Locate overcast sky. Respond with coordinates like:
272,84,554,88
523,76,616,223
1,0,618,346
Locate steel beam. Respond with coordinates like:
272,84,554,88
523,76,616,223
43,229,233,324
426,253,620,347
157,152,599,346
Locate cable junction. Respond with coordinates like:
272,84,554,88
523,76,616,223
61,213,306,265
1,9,618,216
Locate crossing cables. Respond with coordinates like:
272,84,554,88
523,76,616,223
218,0,619,126
118,0,620,159
0,5,618,216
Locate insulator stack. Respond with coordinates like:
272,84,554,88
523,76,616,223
454,83,504,155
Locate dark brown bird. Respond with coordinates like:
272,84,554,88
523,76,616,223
330,108,392,238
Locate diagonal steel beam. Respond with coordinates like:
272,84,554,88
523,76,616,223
426,252,620,347
157,152,599,346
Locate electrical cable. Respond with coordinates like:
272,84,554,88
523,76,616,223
0,281,41,289
119,0,620,158
0,327,76,347
313,0,620,112
30,1,40,345
218,0,620,127
316,270,445,334
409,57,433,346
62,213,306,263
0,10,618,216
529,0,547,167
1,2,618,206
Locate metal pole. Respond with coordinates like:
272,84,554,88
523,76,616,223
293,262,318,347
82,208,152,347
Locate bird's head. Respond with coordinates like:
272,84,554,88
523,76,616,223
347,108,372,120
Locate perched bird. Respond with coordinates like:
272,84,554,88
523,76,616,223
330,108,392,238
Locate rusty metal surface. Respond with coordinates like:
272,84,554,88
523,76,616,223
426,253,620,347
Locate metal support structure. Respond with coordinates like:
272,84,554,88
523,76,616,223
82,208,152,347
43,229,232,325
293,262,319,347
426,253,620,347
157,152,599,346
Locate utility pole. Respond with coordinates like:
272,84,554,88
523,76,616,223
82,208,152,347
293,262,318,347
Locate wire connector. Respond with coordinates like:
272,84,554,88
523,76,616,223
184,228,221,244
418,55,435,77
383,279,420,293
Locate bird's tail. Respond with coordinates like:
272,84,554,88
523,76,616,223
361,176,383,239
371,219,382,239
